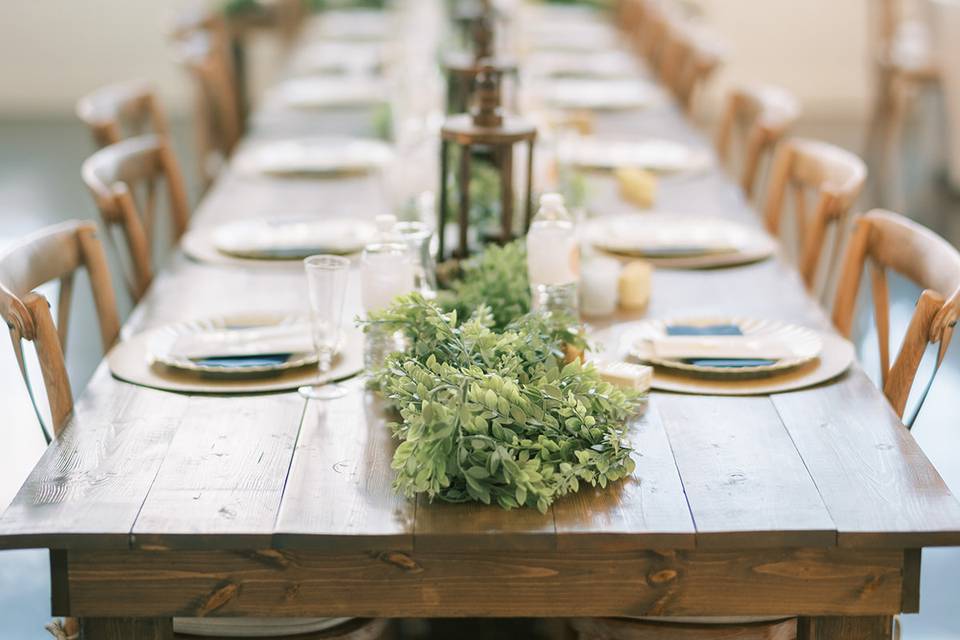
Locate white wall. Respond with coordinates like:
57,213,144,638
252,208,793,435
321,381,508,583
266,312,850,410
0,0,196,118
693,0,871,121
0,0,871,120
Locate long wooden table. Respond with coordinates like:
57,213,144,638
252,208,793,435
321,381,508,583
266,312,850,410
4,9,960,640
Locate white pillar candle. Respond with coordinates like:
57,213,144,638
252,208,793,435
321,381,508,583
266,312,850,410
579,256,621,317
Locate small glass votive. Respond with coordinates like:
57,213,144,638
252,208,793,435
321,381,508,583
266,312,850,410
580,256,621,317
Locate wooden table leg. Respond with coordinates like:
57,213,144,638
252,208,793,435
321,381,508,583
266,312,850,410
80,618,172,640
798,616,895,640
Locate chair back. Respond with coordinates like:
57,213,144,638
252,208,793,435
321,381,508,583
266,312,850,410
763,138,867,290
82,134,189,301
658,20,724,114
0,220,120,439
832,209,960,422
172,14,242,189
76,81,170,148
715,84,801,197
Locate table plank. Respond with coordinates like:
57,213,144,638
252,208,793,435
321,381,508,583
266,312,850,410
131,393,306,550
3,8,960,556
414,497,557,552
552,401,697,551
65,547,907,618
773,371,960,548
655,394,837,548
0,366,189,550
274,382,415,550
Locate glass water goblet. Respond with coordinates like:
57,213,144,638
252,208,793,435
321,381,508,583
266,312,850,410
298,255,351,400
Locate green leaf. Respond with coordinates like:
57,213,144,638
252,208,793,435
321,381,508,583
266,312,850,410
466,466,490,480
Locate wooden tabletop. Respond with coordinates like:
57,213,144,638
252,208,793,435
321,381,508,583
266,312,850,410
3,18,960,566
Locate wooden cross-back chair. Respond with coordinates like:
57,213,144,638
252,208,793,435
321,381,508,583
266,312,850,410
762,138,868,292
75,80,171,149
0,220,119,442
171,16,242,190
864,0,938,208
715,84,801,199
657,19,724,114
635,1,674,67
832,209,960,425
81,134,190,302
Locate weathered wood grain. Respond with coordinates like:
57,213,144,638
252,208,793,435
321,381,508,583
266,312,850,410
66,548,906,618
772,371,960,549
273,383,415,551
0,366,189,550
132,393,306,550
796,616,894,640
80,617,172,640
655,394,836,549
552,401,697,551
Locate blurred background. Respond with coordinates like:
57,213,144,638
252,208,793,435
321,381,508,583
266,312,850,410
1,0,958,638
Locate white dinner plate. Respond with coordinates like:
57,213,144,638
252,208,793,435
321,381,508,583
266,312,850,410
211,216,376,259
563,137,714,173
527,50,641,80
540,79,663,111
148,313,320,377
275,77,386,108
584,214,778,268
233,137,394,176
291,42,384,76
625,316,824,376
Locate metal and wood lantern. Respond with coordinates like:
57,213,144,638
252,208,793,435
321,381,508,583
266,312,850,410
438,64,536,259
444,2,518,114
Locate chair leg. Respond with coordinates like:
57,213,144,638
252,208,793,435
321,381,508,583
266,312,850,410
880,74,913,211
797,616,894,640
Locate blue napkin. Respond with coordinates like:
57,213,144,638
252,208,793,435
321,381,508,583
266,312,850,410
194,353,292,368
665,324,776,368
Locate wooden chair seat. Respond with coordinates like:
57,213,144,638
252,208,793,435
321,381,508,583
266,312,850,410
570,617,796,640
173,617,389,640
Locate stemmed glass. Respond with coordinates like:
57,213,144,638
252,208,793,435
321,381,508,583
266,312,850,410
298,255,350,400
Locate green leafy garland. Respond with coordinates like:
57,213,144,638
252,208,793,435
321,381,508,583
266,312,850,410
364,293,641,513
437,241,531,331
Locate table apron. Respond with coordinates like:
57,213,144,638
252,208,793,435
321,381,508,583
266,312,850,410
58,547,915,618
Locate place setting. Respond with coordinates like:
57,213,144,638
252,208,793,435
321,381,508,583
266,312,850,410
537,78,666,111
230,136,394,177
180,214,378,269
302,8,392,42
590,314,855,396
582,213,778,269
559,135,715,174
289,41,386,76
270,76,387,109
107,256,364,395
525,50,644,81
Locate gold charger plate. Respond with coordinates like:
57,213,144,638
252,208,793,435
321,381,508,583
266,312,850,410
591,322,854,396
584,214,778,269
625,316,823,376
108,323,364,394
